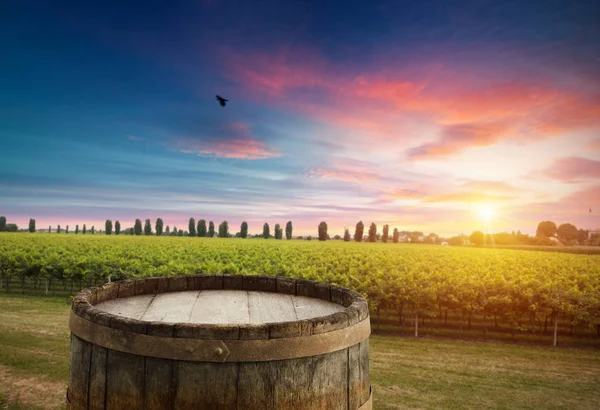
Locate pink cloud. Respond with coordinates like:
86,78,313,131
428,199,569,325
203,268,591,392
306,168,377,183
460,180,523,193
381,188,425,200
425,191,513,203
223,49,330,96
561,185,600,205
406,122,510,160
541,157,600,183
177,121,281,160
179,138,281,159
590,139,600,151
225,49,600,159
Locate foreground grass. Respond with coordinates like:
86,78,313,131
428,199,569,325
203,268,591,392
1,293,599,409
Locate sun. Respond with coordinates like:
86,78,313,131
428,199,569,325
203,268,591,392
477,204,495,222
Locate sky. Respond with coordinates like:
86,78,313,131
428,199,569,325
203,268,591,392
1,0,599,236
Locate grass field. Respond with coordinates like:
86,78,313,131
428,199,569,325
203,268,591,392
1,293,599,409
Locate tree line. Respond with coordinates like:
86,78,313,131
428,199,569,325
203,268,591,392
1,216,597,246
467,220,597,247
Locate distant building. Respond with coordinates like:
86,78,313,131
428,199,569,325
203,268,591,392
548,236,564,246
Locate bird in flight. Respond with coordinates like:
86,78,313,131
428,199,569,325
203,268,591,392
216,95,228,107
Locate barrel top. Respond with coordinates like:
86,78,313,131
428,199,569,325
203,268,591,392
71,275,370,344
96,290,345,325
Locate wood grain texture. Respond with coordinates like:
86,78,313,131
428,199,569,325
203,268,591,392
173,362,238,409
189,290,249,324
350,339,370,407
142,291,198,323
359,339,370,404
145,322,174,410
96,290,345,325
145,357,172,410
67,335,91,410
88,344,108,410
106,349,145,410
69,275,371,410
97,294,154,319
237,349,348,410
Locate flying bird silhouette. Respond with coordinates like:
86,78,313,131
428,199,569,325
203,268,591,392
216,95,228,107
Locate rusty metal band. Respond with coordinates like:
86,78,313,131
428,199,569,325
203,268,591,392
69,312,370,362
357,388,373,410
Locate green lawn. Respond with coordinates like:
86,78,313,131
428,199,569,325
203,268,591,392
1,293,599,410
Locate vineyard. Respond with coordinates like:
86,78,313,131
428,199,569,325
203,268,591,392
1,233,599,345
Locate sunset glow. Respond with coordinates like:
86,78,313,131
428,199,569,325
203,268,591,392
1,1,599,236
478,205,496,223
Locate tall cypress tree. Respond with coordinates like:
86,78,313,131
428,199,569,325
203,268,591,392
29,219,36,233
57,225,61,234
274,224,282,239
198,220,207,237
240,221,248,238
318,221,328,241
83,224,87,234
382,224,389,243
344,228,350,242
219,221,229,238
144,219,152,235
75,225,79,234
263,223,270,239
155,218,164,236
66,225,69,234
105,220,113,235
368,223,377,242
90,226,95,234
0,216,6,232
285,221,293,240
354,221,364,242
208,221,215,237
115,220,121,235
393,228,399,243
189,217,196,236
134,219,142,235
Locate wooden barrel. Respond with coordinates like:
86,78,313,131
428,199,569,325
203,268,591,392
67,274,372,409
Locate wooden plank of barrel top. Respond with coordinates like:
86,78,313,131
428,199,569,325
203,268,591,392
67,274,372,410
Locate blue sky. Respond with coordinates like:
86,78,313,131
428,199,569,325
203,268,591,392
1,0,599,235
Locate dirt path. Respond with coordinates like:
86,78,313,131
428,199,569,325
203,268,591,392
0,365,65,410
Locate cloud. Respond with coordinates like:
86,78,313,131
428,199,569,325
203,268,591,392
381,188,425,200
180,139,281,159
589,139,600,151
460,180,523,193
225,49,600,160
223,49,330,96
533,94,600,135
176,121,281,159
406,122,509,160
306,168,377,183
425,191,513,203
125,135,145,142
540,157,600,183
561,185,600,205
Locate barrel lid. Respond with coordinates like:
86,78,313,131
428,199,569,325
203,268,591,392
70,275,370,361
95,290,345,325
